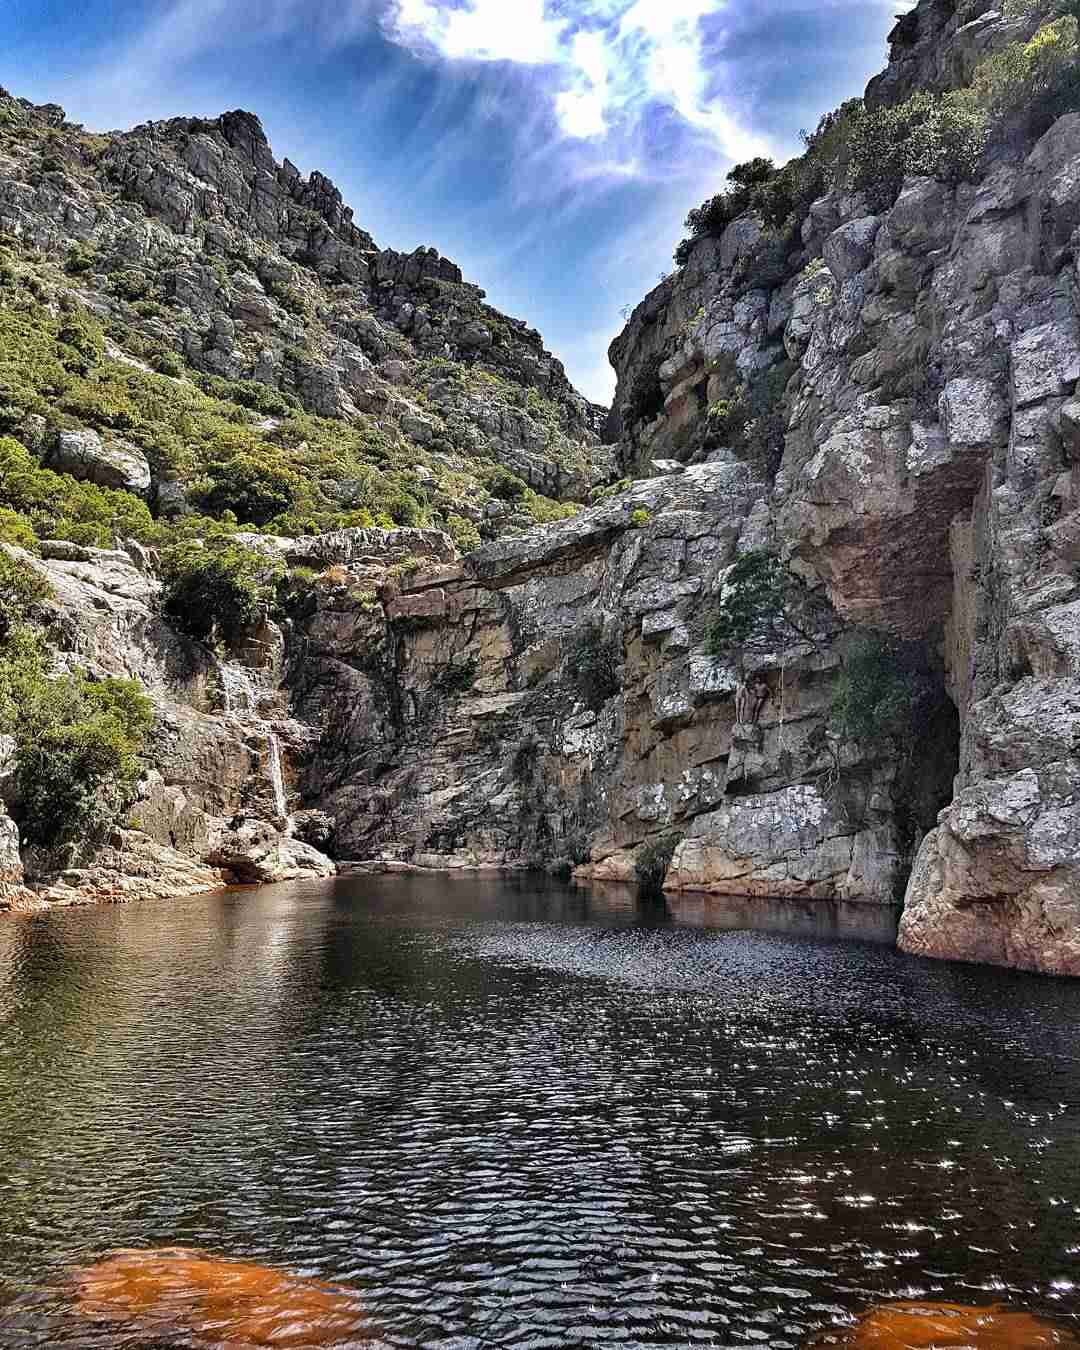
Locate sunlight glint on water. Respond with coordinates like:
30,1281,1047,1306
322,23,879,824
0,875,1078,1348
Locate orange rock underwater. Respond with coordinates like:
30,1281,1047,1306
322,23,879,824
809,1301,1080,1349
73,1246,375,1347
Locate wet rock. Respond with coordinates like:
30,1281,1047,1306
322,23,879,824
807,1301,1080,1349
74,1247,376,1347
207,820,337,884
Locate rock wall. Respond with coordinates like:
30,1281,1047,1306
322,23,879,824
5,0,1080,977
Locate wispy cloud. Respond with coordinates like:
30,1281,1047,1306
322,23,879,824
37,0,908,400
384,0,773,166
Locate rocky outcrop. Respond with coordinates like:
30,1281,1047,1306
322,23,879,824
4,0,1080,979
0,86,608,541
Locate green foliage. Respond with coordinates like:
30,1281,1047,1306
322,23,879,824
15,673,153,849
486,465,529,501
56,310,105,373
707,551,790,653
152,351,184,378
198,375,298,418
64,242,97,275
189,452,301,527
568,624,621,711
629,508,651,528
434,657,479,696
161,542,284,646
839,91,989,209
675,158,778,262
264,277,309,316
0,508,38,552
0,550,49,640
110,269,151,302
965,15,1080,138
635,834,679,899
0,436,156,547
0,602,152,848
523,490,579,525
830,631,937,752
445,514,481,553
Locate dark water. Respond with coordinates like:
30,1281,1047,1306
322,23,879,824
0,875,1079,1348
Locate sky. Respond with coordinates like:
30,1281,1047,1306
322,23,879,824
5,0,911,403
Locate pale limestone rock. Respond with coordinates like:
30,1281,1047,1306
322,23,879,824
50,429,152,497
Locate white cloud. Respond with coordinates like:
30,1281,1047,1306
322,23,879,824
382,0,772,163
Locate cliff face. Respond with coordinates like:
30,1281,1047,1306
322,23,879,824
3,0,1080,976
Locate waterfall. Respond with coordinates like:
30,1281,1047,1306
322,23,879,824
267,732,288,822
217,662,257,716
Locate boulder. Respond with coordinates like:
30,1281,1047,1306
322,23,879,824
49,429,152,497
823,216,880,280
206,820,337,884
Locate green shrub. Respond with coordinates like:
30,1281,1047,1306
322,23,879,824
265,278,309,316
0,550,49,640
0,436,156,547
524,490,579,525
486,466,528,501
64,243,97,275
14,673,153,848
841,91,988,209
965,16,1080,138
635,834,679,899
674,157,777,262
0,508,39,552
152,351,184,377
161,542,284,645
445,514,481,553
0,613,152,849
56,311,105,373
434,657,479,696
110,269,151,302
630,508,650,528
708,550,792,653
830,630,937,751
189,452,301,527
568,624,621,710
198,375,298,418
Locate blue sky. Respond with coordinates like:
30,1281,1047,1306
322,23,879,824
6,0,910,402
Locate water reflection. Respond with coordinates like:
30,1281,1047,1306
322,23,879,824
0,875,1078,1349
667,892,900,945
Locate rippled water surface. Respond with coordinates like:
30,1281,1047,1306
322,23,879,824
1,876,1079,1348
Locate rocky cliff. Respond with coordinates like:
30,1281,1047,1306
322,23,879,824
3,0,1080,977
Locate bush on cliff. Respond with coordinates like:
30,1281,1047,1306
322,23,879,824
14,673,153,848
672,13,1080,263
0,559,153,849
568,624,621,710
0,549,48,639
830,630,938,752
161,542,283,646
966,15,1080,139
189,451,302,528
635,834,679,899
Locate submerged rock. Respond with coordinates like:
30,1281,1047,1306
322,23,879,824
807,1301,1080,1349
74,1247,375,1347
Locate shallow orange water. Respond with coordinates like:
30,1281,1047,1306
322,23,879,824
74,1247,374,1347
811,1301,1080,1350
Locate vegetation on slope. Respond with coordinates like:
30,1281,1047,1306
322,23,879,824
674,9,1080,263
